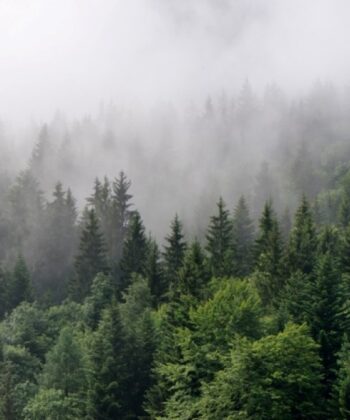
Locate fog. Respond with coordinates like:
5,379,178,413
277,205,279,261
1,0,350,121
0,0,350,239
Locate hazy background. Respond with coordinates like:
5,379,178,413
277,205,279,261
0,0,349,122
0,0,350,239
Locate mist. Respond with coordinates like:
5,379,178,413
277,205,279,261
0,0,349,122
0,0,350,239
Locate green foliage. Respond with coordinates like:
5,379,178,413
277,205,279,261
198,323,323,419
119,211,147,293
8,255,32,311
232,196,255,277
84,273,116,329
23,388,82,420
178,240,210,301
72,208,109,301
163,214,187,294
254,201,284,306
288,195,317,275
206,197,233,278
87,302,128,419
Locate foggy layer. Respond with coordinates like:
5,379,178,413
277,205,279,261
0,0,349,122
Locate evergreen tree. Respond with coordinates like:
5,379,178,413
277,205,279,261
87,302,128,419
333,337,350,418
254,203,284,306
120,277,155,418
145,237,166,306
178,240,210,300
119,211,147,293
341,225,350,275
72,209,109,301
163,214,187,294
8,255,32,311
288,195,317,275
84,273,116,330
36,182,77,302
112,171,133,262
206,198,233,278
0,267,8,319
232,196,255,276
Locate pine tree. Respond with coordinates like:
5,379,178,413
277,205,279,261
119,211,147,293
87,303,128,419
8,255,32,311
206,198,233,278
112,171,133,262
36,182,77,302
178,240,209,300
333,337,350,418
145,237,166,306
232,196,255,277
163,214,187,293
341,225,350,275
0,267,8,318
288,195,317,275
72,209,109,301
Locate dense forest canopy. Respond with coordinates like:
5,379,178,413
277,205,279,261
2,0,350,418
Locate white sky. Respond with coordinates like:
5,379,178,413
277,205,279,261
0,0,349,122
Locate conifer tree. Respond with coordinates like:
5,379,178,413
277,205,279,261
112,171,133,262
145,237,165,306
8,255,32,311
163,214,187,293
119,211,147,293
178,240,209,300
37,182,77,302
87,303,128,419
232,196,255,276
288,195,317,275
333,337,350,418
252,201,284,305
206,198,233,278
72,209,109,301
339,194,350,228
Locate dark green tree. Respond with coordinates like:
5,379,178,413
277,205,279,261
206,198,233,278
119,211,147,293
254,202,284,305
72,209,109,301
145,237,166,306
8,255,32,311
87,302,128,419
288,195,317,275
178,240,210,300
232,196,255,276
111,171,133,263
163,214,187,293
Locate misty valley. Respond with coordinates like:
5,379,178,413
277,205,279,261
1,0,350,419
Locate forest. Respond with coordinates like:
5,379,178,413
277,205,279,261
1,0,350,418
1,82,350,418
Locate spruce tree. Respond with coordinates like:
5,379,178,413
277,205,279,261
87,303,128,419
288,195,317,275
72,209,109,301
8,255,32,311
37,182,77,302
163,214,187,294
232,196,255,277
178,240,209,300
254,211,284,306
112,171,133,262
145,237,165,306
119,211,147,293
206,198,233,278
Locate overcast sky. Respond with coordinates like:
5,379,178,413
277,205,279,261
0,0,349,122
